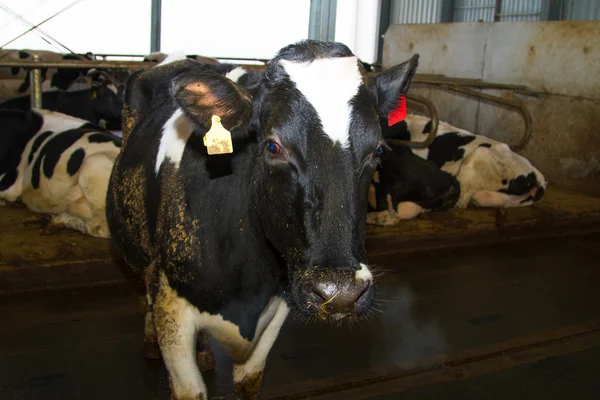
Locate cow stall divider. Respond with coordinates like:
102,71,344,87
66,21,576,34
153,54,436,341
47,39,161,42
0,56,269,109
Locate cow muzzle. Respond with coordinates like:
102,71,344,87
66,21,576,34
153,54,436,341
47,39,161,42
296,264,374,321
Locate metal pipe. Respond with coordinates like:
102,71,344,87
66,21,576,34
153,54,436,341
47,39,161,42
434,84,533,152
88,53,270,63
0,60,267,70
29,55,42,109
367,73,541,96
0,60,157,69
387,93,439,149
413,78,541,96
150,0,162,52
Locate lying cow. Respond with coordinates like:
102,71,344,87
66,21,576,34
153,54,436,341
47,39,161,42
367,142,460,225
0,80,124,130
106,40,419,399
381,114,546,209
0,109,121,238
0,49,97,94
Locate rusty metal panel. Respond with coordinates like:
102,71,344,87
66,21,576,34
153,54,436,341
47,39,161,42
384,21,600,99
482,21,600,99
454,0,496,22
390,0,442,24
564,0,600,21
383,23,488,78
382,21,600,196
499,0,543,21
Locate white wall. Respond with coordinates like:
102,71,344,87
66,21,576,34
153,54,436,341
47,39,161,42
161,0,310,59
0,0,151,54
335,0,381,63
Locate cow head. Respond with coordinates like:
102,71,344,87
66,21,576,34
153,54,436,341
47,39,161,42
89,80,124,130
370,143,460,220
247,41,419,321
458,143,547,208
133,41,419,323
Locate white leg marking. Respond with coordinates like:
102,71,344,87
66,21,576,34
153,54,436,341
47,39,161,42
155,109,193,174
154,273,206,399
280,57,362,148
233,300,289,385
224,67,247,83
47,213,87,234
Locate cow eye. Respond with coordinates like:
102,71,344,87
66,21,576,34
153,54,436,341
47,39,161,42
267,141,282,155
373,146,384,158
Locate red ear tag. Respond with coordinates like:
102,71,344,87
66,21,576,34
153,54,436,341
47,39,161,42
387,95,407,126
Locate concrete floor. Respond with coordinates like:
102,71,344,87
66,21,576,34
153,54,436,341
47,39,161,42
1,233,599,399
3,185,600,293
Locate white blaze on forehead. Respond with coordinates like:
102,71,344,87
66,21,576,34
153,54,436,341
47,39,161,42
225,67,247,83
356,263,373,283
155,109,193,174
280,56,362,148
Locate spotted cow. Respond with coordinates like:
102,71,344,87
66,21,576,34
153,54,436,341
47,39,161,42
366,142,460,225
0,109,121,238
0,80,124,130
0,50,97,97
106,40,419,399
381,114,546,209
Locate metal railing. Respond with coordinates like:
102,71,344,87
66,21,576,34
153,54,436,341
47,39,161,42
0,55,268,109
413,76,537,152
2,57,535,151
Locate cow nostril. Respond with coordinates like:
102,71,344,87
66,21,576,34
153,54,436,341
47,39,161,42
311,288,327,303
306,279,372,315
354,282,370,303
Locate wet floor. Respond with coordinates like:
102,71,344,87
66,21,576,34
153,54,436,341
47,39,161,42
1,233,600,399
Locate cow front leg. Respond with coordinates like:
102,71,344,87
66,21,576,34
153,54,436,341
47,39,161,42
154,274,206,400
233,301,289,400
43,213,87,235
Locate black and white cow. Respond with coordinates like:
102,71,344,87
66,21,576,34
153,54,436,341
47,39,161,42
366,142,460,225
0,50,97,94
0,109,121,238
382,114,547,209
106,40,419,399
0,80,124,130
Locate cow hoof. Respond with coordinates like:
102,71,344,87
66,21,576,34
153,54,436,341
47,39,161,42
42,222,65,235
23,214,51,226
234,371,264,400
144,341,162,360
196,350,215,372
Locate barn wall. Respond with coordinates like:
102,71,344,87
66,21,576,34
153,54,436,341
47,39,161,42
383,21,600,196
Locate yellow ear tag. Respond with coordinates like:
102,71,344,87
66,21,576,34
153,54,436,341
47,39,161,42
203,115,233,155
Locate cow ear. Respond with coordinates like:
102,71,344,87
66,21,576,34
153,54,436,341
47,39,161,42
375,54,419,117
172,73,253,133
